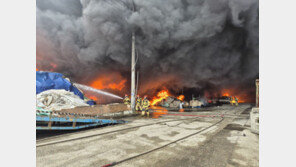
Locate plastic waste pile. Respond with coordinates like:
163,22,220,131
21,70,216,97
36,71,95,113
37,89,89,111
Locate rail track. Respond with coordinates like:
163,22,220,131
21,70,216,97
37,108,246,147
37,105,252,167
36,107,232,145
37,116,221,147
36,109,216,142
101,116,225,167
100,107,252,166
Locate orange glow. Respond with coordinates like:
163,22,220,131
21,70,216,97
88,95,98,101
150,89,186,106
150,90,170,106
151,106,168,118
177,95,185,101
152,110,168,118
90,73,126,91
231,99,236,104
222,92,230,97
36,68,39,71
221,89,245,103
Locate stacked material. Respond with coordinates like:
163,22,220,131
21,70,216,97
37,89,89,111
161,96,182,108
189,99,204,108
55,103,131,118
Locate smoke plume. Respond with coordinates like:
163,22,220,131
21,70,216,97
37,0,259,101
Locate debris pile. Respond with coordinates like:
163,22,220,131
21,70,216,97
37,89,89,111
150,89,185,107
161,96,182,108
36,71,95,113
150,89,213,109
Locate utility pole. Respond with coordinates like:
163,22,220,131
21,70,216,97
130,0,136,113
131,32,136,112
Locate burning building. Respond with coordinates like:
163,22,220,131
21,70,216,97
36,0,259,103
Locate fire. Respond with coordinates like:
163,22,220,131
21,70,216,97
150,89,186,106
221,89,245,103
108,81,126,90
88,95,98,101
90,73,126,91
177,95,185,101
36,68,39,71
231,98,236,104
222,92,230,97
150,90,170,106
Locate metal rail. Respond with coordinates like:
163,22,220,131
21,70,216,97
101,116,225,167
36,116,218,147
36,108,226,142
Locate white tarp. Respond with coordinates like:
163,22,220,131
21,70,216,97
37,89,89,111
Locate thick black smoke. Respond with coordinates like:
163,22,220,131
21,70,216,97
37,0,259,101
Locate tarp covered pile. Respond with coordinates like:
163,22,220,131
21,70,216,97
36,71,84,99
36,71,94,111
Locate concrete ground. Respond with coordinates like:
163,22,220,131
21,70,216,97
36,104,258,167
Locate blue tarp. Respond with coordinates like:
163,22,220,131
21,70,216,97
36,71,84,99
86,100,96,105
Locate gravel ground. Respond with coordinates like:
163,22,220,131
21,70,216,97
36,104,258,167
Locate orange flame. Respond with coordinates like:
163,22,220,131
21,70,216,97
222,92,230,97
90,73,126,91
88,95,98,101
150,90,170,106
231,98,236,104
221,89,244,103
177,95,185,101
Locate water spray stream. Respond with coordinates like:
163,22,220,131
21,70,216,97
74,83,123,99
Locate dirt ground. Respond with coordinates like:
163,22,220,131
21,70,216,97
36,104,258,167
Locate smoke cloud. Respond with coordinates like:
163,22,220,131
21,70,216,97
37,0,259,101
